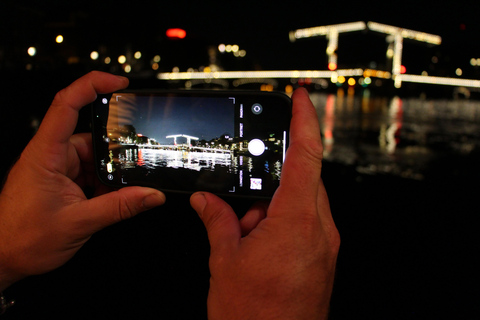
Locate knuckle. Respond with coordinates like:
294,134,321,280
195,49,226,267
205,206,229,228
328,227,341,254
289,137,324,166
116,193,137,222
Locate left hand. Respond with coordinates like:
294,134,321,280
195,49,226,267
0,71,166,291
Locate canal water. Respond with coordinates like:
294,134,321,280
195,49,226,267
120,147,233,172
309,89,480,319
310,88,480,181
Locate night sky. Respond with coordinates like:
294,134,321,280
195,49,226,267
114,94,235,144
2,1,479,72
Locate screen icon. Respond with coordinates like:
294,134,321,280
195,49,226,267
251,103,263,115
250,178,262,190
248,139,265,156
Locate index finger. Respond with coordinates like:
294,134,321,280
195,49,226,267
36,71,129,145
270,88,324,211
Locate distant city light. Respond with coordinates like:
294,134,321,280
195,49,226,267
456,68,463,76
166,28,186,39
90,51,99,60
56,35,64,44
219,44,246,58
27,47,36,56
386,48,394,58
104,57,111,64
153,55,161,63
134,51,142,59
118,55,127,64
124,64,131,73
470,58,480,66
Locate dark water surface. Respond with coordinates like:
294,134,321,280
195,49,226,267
311,90,480,319
312,89,480,180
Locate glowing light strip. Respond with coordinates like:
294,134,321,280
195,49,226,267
367,21,442,45
396,74,480,88
157,69,364,80
158,69,480,89
289,21,367,41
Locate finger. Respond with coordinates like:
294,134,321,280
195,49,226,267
69,133,94,164
63,133,95,187
190,192,240,253
37,71,129,145
239,201,269,237
289,87,323,148
67,133,94,178
270,88,324,213
77,187,166,232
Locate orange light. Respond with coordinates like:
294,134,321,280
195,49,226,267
166,28,186,39
328,62,337,71
400,65,407,74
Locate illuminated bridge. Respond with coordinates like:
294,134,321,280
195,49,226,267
135,134,232,154
137,144,231,154
157,21,480,90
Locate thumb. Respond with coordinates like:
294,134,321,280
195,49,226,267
80,187,166,232
190,192,241,252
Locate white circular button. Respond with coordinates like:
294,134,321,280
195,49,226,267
248,139,265,156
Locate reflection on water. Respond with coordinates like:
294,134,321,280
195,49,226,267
311,88,480,180
119,147,233,172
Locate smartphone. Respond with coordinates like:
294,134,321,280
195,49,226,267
91,90,291,198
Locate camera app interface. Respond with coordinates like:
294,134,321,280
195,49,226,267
97,93,287,196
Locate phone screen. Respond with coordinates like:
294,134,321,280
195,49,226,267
91,90,291,198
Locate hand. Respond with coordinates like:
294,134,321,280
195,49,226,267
190,88,340,320
0,71,166,291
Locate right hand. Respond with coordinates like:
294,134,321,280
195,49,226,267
190,88,340,320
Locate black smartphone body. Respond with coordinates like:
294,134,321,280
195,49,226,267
91,90,291,198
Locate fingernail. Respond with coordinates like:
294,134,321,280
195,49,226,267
115,75,129,84
143,192,165,209
191,192,207,218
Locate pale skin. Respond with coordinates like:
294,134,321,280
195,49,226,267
0,71,340,319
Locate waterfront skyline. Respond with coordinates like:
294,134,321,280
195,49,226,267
2,1,479,79
107,94,235,144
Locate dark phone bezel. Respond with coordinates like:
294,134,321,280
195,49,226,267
91,89,292,199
